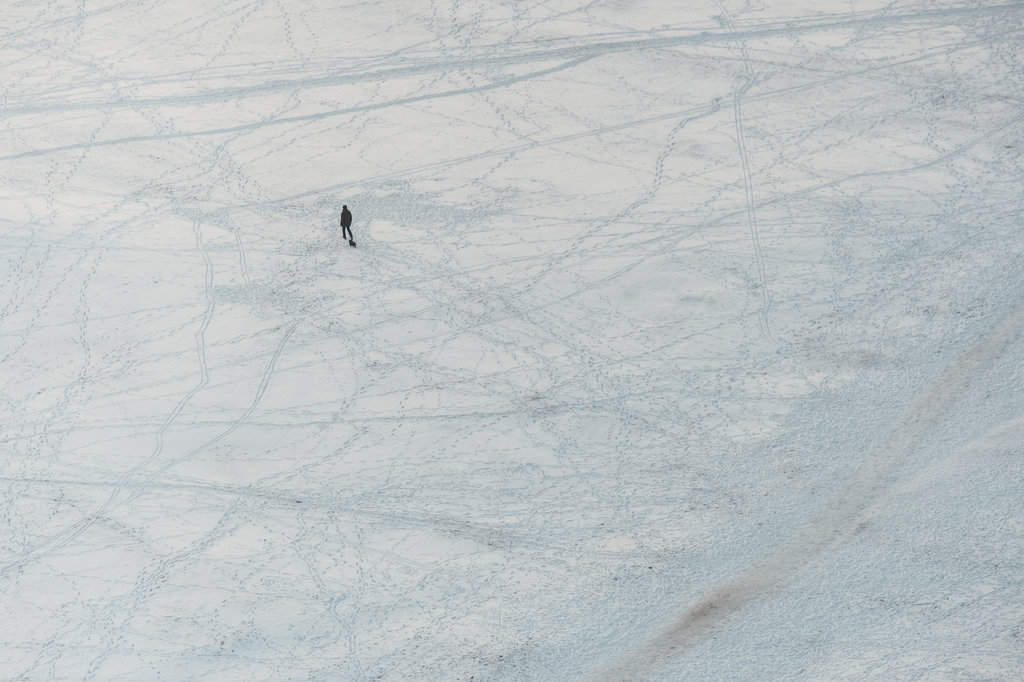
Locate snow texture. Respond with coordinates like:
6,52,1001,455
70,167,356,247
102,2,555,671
2,1,1024,680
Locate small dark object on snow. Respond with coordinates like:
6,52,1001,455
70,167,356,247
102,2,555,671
349,239,356,247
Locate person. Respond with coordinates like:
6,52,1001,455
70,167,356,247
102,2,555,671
340,205,354,243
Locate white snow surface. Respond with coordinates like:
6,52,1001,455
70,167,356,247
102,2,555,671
2,1,1024,680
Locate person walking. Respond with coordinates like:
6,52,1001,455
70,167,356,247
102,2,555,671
340,205,354,245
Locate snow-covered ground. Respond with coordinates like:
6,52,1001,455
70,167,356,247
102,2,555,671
2,1,1023,680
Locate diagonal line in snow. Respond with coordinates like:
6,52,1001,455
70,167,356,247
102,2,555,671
3,2,1017,116
593,291,1024,681
0,56,595,162
0,319,300,576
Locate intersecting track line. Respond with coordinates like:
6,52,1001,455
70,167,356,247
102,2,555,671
672,110,1024,245
733,75,773,339
4,2,1018,117
60,102,1015,406
147,319,301,479
593,290,1024,681
0,313,300,577
0,217,214,572
717,0,773,339
0,56,595,162
5,3,1021,163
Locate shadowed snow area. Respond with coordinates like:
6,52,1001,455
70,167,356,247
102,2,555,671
2,1,1023,680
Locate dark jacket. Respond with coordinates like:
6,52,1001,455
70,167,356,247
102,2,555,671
340,208,353,228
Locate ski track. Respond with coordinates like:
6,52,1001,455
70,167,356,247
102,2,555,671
2,1,1024,680
717,0,774,340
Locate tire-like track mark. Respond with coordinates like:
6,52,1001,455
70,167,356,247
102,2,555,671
146,318,300,481
231,217,255,303
717,0,773,339
733,74,773,338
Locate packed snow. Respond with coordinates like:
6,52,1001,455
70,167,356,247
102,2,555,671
2,1,1023,680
